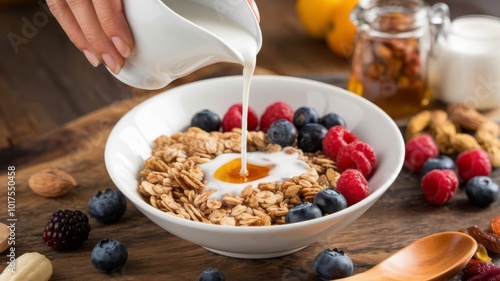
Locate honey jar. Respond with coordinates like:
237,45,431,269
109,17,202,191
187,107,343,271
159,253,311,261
348,0,449,118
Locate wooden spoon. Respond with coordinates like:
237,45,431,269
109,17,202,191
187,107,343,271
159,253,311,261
336,231,478,281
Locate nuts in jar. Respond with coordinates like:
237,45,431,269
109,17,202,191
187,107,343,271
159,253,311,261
348,0,450,118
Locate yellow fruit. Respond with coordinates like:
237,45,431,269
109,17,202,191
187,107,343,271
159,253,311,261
325,0,359,57
296,0,341,38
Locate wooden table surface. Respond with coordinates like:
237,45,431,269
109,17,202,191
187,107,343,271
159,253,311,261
0,0,499,280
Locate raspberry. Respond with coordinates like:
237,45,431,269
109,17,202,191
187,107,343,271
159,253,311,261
259,101,294,133
420,169,458,206
322,126,358,159
404,134,439,173
336,140,376,176
221,103,259,132
42,209,91,250
456,148,492,183
335,169,370,206
221,103,258,132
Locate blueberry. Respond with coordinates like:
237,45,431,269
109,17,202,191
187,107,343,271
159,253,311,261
88,188,127,223
318,113,346,129
465,176,500,207
267,119,297,147
191,109,221,132
198,268,225,281
293,106,319,130
313,188,347,214
297,123,327,152
313,248,354,281
91,238,128,273
285,202,322,223
420,155,455,177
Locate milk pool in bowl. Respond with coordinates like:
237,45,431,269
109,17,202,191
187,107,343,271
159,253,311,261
104,75,405,258
200,149,310,200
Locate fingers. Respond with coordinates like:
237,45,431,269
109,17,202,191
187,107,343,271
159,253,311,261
92,0,133,58
47,0,100,66
68,0,124,74
248,0,260,21
47,0,133,74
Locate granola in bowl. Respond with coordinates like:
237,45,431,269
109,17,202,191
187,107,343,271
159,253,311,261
138,127,340,226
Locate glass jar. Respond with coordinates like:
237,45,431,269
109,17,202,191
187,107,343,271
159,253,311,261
348,0,449,118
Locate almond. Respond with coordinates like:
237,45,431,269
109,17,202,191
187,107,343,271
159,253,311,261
28,169,77,198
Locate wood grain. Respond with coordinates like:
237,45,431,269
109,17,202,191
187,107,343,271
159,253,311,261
0,1,499,280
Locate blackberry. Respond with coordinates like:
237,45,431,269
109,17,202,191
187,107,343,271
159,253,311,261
88,188,127,223
42,209,91,250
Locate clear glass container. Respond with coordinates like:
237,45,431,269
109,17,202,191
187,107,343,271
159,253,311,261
348,0,449,118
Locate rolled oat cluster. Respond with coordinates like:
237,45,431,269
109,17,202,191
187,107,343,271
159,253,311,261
138,127,340,226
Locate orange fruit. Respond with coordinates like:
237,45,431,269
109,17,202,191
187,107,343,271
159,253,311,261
296,0,342,39
491,216,500,236
325,0,359,57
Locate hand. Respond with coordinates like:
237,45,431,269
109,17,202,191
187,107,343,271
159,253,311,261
47,0,259,74
249,0,260,21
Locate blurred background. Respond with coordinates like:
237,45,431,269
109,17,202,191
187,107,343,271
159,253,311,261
0,0,498,150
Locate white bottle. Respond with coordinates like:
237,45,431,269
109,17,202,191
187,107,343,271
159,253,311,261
429,15,500,110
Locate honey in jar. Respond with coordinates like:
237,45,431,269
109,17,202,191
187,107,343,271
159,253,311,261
348,0,449,118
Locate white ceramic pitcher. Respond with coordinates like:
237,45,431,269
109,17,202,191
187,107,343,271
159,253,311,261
112,0,262,90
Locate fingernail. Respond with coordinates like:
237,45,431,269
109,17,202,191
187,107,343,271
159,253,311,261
111,36,132,58
83,49,99,67
102,53,121,74
251,1,260,21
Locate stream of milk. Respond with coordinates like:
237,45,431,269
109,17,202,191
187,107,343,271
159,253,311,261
163,0,259,175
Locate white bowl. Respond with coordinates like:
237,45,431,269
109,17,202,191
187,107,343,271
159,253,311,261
104,75,404,259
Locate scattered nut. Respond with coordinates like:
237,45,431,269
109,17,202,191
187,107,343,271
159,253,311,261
406,104,500,166
447,103,487,130
450,133,480,153
0,223,8,254
28,169,77,198
0,252,52,281
405,110,431,139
